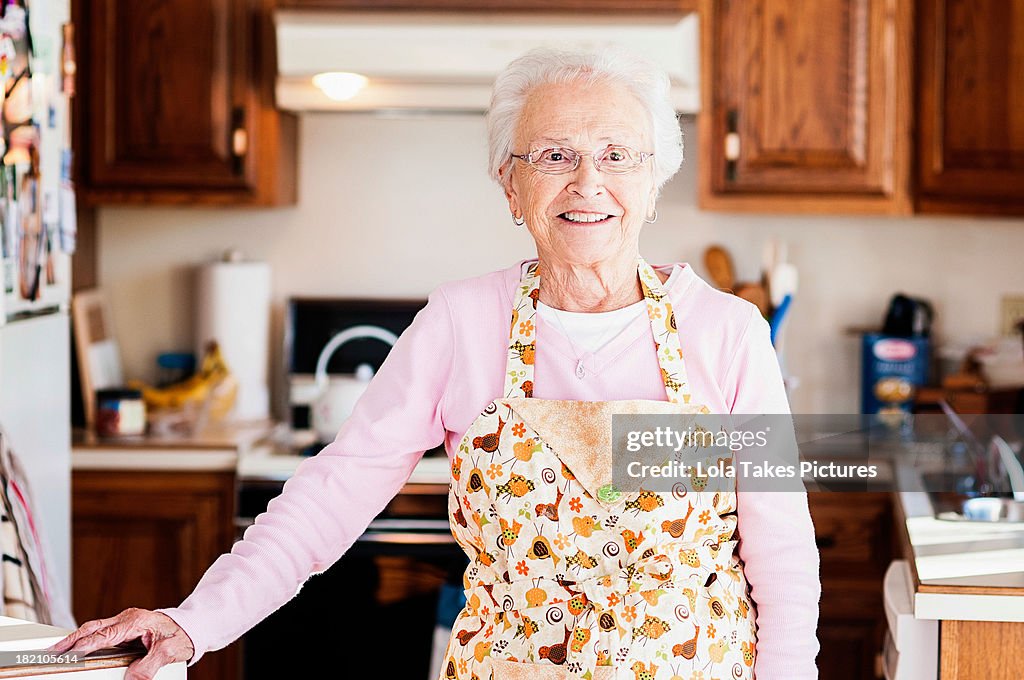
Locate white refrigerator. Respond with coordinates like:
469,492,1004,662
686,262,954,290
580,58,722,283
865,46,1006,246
0,0,74,620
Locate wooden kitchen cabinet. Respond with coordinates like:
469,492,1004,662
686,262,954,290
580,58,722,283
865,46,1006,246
915,0,1024,215
277,0,696,11
818,616,885,680
699,0,913,213
809,492,893,679
940,620,1024,679
72,0,297,205
72,470,238,680
894,490,1024,680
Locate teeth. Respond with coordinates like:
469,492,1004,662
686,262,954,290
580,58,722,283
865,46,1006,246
562,212,611,223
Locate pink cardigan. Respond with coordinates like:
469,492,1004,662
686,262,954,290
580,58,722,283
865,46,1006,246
159,261,820,678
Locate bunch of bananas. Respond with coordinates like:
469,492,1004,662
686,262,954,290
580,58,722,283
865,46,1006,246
129,341,237,418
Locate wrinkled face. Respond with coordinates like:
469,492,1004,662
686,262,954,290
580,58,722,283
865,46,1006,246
503,79,657,266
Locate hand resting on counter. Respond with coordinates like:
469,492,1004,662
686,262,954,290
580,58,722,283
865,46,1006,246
47,608,193,680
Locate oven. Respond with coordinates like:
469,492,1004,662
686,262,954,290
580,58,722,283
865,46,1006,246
237,298,467,679
237,471,467,679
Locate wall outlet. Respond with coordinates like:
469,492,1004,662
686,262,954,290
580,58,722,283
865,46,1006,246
1001,295,1024,335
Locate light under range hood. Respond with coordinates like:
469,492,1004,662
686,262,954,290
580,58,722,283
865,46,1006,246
275,11,700,114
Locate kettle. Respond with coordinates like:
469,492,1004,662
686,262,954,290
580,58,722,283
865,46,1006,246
312,325,399,442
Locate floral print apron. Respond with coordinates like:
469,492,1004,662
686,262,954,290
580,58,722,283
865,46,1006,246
441,259,757,680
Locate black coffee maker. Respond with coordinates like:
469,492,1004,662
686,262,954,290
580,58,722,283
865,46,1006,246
882,294,933,338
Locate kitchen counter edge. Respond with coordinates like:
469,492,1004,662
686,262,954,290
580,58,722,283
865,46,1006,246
894,490,1024,623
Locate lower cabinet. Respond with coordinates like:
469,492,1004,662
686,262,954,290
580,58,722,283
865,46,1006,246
71,469,238,680
70,476,891,679
939,620,1024,679
810,492,893,679
818,617,886,680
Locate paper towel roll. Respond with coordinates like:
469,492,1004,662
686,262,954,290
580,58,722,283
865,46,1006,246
195,258,271,421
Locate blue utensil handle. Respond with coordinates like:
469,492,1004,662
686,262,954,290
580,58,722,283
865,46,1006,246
770,294,793,346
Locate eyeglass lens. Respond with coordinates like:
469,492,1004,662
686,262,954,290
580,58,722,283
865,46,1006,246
531,146,644,174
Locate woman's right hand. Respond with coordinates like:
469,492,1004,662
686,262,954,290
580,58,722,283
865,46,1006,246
47,608,194,680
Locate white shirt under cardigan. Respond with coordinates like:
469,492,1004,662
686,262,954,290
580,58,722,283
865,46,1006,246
159,261,821,679
538,299,647,355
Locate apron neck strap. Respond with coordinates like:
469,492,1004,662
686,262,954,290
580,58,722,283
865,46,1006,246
503,258,694,404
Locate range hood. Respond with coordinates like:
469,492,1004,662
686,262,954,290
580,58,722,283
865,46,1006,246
275,11,700,114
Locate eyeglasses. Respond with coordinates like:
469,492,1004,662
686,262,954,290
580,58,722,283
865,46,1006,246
510,145,654,175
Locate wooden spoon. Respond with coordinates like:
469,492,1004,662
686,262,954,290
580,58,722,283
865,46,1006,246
704,245,735,290
735,282,770,317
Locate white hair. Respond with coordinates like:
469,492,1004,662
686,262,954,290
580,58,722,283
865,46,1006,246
487,46,683,194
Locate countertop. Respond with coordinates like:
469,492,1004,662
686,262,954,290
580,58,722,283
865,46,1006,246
72,422,453,485
0,615,188,678
71,421,275,472
895,487,1024,622
236,440,452,485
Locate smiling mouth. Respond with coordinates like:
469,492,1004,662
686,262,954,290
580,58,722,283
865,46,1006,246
558,211,615,224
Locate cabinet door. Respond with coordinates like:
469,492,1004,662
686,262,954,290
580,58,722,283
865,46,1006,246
74,0,296,204
277,0,695,10
700,0,912,213
818,618,884,680
940,620,1024,679
809,493,891,678
812,492,893,578
916,0,1024,215
72,470,238,680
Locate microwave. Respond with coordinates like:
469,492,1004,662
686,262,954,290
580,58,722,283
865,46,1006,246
284,297,427,438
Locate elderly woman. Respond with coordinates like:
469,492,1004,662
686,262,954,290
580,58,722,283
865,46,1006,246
53,48,819,679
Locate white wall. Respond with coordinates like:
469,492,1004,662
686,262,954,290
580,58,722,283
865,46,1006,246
97,114,1024,414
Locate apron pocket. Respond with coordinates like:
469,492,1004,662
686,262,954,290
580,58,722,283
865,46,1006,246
490,660,615,680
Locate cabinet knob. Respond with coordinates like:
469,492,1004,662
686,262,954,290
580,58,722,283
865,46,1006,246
724,132,741,161
232,127,248,158
724,109,740,181
230,106,247,176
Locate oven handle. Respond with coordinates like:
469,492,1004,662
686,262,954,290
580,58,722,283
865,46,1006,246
360,518,456,545
234,517,457,545
356,532,457,545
